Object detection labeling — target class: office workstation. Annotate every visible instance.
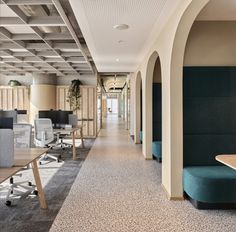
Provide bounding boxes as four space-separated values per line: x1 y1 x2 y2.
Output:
0 108 85 208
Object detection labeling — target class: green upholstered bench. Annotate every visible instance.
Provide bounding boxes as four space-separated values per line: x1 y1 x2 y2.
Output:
183 166 236 209
152 141 162 162
140 131 143 143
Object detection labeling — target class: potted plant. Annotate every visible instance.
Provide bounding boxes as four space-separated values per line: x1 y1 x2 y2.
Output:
67 79 82 111
8 80 21 87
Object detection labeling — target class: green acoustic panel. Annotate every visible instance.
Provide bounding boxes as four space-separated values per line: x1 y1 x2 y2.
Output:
183 67 236 166
153 83 162 141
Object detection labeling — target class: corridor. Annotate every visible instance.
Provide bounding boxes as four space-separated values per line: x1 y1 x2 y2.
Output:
50 117 236 232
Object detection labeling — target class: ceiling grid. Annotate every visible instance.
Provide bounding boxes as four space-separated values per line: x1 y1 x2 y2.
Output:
0 0 95 76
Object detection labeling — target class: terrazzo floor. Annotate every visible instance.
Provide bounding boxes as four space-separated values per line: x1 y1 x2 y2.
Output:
50 115 236 232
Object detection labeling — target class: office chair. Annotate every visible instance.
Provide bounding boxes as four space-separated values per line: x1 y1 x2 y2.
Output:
56 114 78 149
34 118 60 164
1 124 38 206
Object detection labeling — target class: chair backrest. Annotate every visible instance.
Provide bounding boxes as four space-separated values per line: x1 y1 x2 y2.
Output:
34 118 54 147
13 123 32 148
0 110 17 123
68 114 78 127
0 129 14 167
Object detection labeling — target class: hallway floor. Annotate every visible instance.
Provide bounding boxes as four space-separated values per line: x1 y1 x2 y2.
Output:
50 116 236 232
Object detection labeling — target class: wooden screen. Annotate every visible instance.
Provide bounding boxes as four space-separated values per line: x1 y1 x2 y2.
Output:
0 86 29 111
56 85 97 138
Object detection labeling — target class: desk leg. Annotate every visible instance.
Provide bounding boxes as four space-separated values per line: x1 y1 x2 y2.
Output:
31 160 48 209
72 131 76 160
80 128 85 148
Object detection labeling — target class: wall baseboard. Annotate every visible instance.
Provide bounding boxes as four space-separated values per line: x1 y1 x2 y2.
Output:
161 184 185 201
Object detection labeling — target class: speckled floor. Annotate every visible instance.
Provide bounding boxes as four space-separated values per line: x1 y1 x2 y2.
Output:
50 116 236 232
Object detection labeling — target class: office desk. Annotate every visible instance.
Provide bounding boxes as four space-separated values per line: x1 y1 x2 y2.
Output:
54 126 84 160
0 148 48 209
216 155 236 170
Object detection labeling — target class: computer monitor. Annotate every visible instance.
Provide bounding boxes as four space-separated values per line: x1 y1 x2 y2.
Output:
57 111 73 124
0 110 17 123
15 109 27 114
38 110 57 125
0 117 13 129
38 110 73 128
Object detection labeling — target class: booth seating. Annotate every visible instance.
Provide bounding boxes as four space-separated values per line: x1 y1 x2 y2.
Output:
152 141 162 162
140 131 143 143
183 165 236 209
183 67 236 209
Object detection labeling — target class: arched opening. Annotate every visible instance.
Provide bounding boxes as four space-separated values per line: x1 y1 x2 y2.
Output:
182 0 236 209
152 57 162 162
162 0 210 198
134 71 142 144
143 51 162 160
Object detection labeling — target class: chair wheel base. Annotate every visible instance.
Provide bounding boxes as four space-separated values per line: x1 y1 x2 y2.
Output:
5 200 11 206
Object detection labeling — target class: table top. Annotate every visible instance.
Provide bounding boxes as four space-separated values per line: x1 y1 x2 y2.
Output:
216 154 236 170
0 148 48 183
14 148 48 166
54 126 82 134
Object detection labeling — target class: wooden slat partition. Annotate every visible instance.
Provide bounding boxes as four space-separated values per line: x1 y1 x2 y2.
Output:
0 86 29 111
56 85 97 138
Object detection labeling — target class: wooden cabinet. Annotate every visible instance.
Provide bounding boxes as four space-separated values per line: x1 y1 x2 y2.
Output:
56 85 97 138
0 86 29 111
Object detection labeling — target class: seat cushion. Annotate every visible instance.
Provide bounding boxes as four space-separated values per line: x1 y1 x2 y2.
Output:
152 141 162 158
183 166 236 203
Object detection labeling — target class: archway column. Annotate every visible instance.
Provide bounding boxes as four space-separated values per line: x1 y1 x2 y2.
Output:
161 0 209 198
134 73 141 144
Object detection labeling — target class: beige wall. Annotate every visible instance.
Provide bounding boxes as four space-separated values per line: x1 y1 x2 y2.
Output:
30 85 56 124
184 21 236 66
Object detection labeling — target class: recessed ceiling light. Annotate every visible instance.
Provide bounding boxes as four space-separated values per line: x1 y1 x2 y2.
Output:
116 58 120 62
113 24 129 30
118 40 125 44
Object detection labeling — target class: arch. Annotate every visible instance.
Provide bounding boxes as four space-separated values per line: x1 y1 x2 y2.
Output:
134 71 142 143
142 51 161 159
163 0 210 197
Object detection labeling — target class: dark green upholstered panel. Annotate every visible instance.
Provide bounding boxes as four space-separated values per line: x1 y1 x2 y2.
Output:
153 83 162 141
183 67 236 166
184 135 236 166
183 166 236 203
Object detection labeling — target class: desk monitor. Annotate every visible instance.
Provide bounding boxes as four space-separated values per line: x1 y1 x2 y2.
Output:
0 117 13 129
38 110 73 128
15 109 27 114
38 110 56 124
57 110 73 124
0 110 17 123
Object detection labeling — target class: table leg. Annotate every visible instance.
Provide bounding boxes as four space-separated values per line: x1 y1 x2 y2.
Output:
72 131 76 160
31 160 47 209
80 128 85 148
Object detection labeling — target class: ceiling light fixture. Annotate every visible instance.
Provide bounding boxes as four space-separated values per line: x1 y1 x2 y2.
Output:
113 24 129 30
116 58 120 62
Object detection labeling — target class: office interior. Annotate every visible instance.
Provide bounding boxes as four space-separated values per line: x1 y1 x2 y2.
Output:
0 0 236 231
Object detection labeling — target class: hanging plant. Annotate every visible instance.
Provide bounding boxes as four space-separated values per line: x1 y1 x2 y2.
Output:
8 80 21 87
67 79 82 111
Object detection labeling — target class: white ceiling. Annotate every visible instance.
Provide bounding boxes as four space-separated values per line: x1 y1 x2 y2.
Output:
69 0 179 73
197 0 236 21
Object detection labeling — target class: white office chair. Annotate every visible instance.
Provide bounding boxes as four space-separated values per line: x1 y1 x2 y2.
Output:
34 118 60 164
1 124 37 206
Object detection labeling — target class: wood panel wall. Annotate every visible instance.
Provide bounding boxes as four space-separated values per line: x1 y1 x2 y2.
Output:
0 86 29 111
56 85 97 138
